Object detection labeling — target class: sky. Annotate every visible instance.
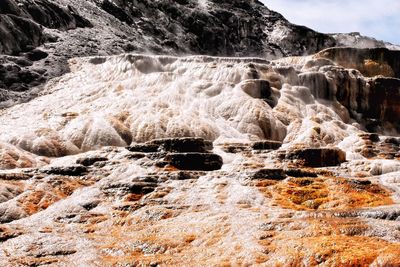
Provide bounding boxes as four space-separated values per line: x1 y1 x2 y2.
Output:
261 0 400 44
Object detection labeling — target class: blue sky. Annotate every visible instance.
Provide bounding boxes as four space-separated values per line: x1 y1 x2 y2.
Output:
261 0 400 45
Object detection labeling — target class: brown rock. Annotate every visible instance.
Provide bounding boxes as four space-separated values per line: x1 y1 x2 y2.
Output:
285 169 318 178
126 144 159 153
252 140 283 150
41 165 88 176
127 137 214 154
367 78 400 132
164 153 223 171
149 137 213 153
285 147 346 167
76 156 108 166
252 168 286 180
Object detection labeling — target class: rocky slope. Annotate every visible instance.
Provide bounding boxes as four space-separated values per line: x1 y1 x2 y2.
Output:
0 0 400 266
1 0 399 106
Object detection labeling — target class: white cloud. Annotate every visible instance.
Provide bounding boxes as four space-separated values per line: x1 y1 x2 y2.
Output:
261 0 400 44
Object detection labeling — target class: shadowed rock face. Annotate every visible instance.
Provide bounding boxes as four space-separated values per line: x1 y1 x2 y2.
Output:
285 147 346 167
127 138 223 171
0 0 92 55
0 0 93 104
164 153 223 171
367 78 400 132
20 0 92 30
316 47 400 78
295 49 400 133
95 0 335 57
0 14 43 56
330 73 400 132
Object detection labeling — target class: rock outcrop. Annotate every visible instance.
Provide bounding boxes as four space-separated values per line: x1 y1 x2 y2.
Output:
285 147 346 167
128 138 223 171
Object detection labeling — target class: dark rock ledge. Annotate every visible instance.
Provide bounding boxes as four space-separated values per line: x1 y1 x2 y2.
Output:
127 137 223 171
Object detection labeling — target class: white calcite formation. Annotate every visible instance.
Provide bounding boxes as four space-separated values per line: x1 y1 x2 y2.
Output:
0 53 399 266
0 53 383 156
0 142 48 169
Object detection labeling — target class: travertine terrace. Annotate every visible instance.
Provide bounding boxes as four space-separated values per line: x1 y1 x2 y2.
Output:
0 0 400 266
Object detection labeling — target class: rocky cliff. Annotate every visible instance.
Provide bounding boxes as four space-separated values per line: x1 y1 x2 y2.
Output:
0 0 400 266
